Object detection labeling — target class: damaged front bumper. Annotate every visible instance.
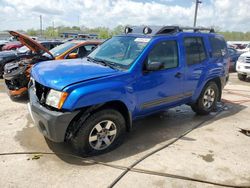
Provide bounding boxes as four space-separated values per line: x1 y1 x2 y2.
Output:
28 87 80 142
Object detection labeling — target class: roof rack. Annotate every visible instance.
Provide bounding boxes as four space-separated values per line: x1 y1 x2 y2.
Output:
124 26 215 36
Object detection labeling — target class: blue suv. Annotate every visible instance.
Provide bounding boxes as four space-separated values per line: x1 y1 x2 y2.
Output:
28 26 229 155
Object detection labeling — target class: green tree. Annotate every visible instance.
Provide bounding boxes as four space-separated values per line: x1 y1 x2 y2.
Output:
27 29 38 36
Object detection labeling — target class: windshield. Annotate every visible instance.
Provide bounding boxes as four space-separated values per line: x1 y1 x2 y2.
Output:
49 42 76 57
17 46 29 53
88 36 150 69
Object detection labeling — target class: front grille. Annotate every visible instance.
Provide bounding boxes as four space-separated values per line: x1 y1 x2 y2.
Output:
35 81 50 104
246 57 250 63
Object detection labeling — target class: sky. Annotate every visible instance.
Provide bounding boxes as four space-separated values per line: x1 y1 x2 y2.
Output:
0 0 249 32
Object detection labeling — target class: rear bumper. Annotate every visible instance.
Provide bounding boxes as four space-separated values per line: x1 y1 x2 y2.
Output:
28 88 80 142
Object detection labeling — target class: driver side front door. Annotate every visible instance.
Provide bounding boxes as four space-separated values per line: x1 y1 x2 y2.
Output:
135 39 187 115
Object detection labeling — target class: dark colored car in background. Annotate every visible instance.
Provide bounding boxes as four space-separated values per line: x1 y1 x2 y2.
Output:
228 47 242 72
0 41 63 77
2 41 23 51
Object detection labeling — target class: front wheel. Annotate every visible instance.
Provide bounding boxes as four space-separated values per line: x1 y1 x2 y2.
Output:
70 109 126 156
238 73 247 81
191 82 219 115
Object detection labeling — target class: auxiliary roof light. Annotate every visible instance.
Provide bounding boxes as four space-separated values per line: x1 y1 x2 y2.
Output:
124 27 133 34
143 26 152 34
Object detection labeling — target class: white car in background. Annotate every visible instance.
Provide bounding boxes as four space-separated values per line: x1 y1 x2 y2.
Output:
236 51 250 80
237 43 250 53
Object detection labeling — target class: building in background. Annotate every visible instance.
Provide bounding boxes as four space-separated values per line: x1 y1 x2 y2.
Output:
59 31 98 39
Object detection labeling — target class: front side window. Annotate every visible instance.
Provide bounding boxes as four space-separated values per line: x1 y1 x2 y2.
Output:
146 40 178 70
84 44 97 52
184 37 207 66
88 36 150 69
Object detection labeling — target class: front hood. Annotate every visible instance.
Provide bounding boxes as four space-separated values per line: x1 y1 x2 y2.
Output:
31 58 119 90
240 51 250 57
8 31 53 57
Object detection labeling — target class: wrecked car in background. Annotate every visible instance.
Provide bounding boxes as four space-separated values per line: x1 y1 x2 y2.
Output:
3 31 101 100
0 40 63 78
2 41 23 51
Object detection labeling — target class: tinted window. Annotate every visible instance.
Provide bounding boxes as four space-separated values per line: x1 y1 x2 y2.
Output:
41 43 49 49
228 48 236 55
84 44 97 52
184 37 207 66
66 45 93 59
147 40 178 70
209 36 227 58
78 46 89 58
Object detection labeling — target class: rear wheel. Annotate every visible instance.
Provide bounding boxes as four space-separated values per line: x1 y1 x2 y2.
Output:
70 109 126 156
191 82 219 115
238 73 247 81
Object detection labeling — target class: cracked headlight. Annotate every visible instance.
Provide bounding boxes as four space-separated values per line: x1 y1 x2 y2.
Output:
46 89 68 109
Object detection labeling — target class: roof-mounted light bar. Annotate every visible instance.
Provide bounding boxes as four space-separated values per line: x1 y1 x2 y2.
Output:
124 26 133 34
124 26 215 35
143 26 152 35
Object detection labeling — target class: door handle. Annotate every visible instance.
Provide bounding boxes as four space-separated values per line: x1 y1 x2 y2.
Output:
174 72 182 78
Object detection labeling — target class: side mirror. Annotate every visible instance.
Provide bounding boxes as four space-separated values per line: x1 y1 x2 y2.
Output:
146 61 164 71
68 53 78 59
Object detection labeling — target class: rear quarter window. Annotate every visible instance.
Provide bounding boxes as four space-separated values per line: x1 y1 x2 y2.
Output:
209 36 227 58
184 37 207 66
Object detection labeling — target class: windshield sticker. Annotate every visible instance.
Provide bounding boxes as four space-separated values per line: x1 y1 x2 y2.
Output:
134 38 150 43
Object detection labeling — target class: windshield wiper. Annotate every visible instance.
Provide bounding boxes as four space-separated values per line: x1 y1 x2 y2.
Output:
87 57 118 70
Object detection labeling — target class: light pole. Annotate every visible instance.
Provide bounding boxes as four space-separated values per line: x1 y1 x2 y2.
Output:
40 15 43 37
193 0 202 27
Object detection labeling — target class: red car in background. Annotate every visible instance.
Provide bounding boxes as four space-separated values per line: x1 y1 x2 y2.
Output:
2 41 23 51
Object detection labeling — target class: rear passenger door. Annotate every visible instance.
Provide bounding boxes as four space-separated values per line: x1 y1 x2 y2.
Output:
182 36 208 95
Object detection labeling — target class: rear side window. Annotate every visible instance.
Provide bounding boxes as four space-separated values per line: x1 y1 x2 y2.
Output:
147 40 178 70
209 36 227 58
184 37 207 66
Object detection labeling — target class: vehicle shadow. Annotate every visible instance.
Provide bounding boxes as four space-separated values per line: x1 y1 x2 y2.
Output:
43 102 247 165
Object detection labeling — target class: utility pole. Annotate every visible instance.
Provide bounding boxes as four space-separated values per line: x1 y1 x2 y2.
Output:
40 15 43 37
193 0 202 27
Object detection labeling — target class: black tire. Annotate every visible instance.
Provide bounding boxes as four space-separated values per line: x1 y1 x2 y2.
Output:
238 73 247 81
233 62 237 72
70 109 126 156
191 82 219 115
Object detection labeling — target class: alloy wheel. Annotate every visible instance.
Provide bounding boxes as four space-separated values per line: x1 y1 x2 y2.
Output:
88 120 117 150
